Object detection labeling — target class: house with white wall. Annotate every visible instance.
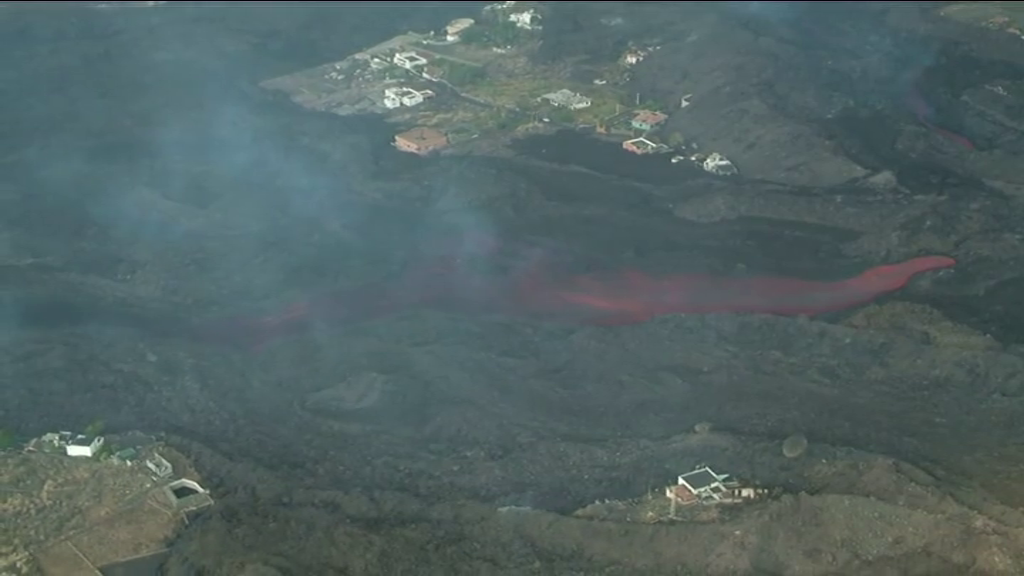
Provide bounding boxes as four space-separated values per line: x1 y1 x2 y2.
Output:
65 435 104 457
393 51 428 70
509 9 541 30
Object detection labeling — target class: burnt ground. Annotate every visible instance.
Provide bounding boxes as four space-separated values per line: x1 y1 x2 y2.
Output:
3 2 1024 575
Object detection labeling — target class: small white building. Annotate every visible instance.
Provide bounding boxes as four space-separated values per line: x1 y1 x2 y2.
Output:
65 435 104 457
393 51 428 69
509 9 541 30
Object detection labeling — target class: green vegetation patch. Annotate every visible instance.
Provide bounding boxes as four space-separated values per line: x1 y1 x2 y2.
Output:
466 75 565 109
435 58 487 87
941 2 1024 28
0 428 15 450
460 20 527 48
529 85 629 126
574 87 628 125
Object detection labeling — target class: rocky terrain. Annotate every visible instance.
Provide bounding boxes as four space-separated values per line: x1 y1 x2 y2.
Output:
2 2 1024 575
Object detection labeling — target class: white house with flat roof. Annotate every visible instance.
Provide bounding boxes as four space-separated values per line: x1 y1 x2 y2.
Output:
65 435 104 457
393 51 428 69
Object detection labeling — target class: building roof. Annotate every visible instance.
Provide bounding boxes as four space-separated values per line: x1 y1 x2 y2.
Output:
667 484 698 502
624 137 657 149
679 467 722 491
70 435 98 446
447 18 475 33
395 127 447 146
633 110 668 125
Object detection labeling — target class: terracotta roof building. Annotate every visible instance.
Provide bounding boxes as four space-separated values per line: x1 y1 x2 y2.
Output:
631 110 668 131
394 127 448 156
622 136 658 154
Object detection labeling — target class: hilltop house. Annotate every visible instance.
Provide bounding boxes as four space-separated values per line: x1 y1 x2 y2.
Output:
66 435 104 458
631 110 668 131
665 465 769 506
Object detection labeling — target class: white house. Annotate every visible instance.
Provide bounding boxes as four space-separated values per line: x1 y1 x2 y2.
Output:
676 466 731 501
509 9 541 30
65 435 104 457
393 51 427 69
665 465 767 508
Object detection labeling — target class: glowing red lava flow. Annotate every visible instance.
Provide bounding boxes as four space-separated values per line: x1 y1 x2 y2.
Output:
195 253 956 348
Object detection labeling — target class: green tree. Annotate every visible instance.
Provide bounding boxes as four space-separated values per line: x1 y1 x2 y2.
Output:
666 131 685 147
84 418 105 437
0 429 14 450
460 26 488 45
445 63 486 86
459 21 522 47
490 20 523 46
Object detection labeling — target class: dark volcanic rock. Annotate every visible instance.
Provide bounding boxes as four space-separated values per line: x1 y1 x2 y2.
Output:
5 2 1024 575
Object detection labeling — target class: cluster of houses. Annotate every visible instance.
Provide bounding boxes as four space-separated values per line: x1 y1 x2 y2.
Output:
23 430 215 513
25 431 170 472
621 109 669 154
367 10 736 173
28 431 107 458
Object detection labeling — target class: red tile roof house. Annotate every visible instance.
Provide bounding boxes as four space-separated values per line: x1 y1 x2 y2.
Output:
394 127 448 155
631 110 668 131
622 137 658 154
